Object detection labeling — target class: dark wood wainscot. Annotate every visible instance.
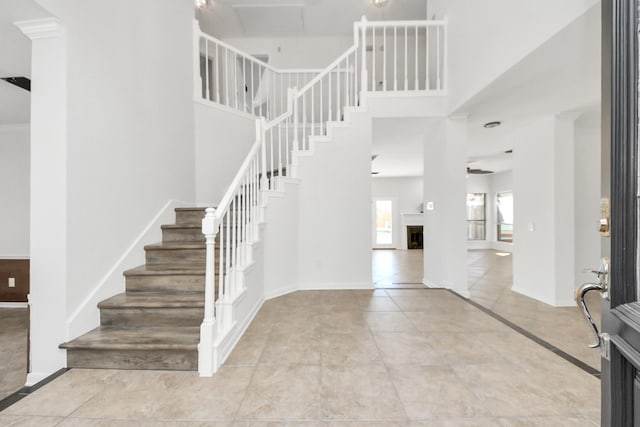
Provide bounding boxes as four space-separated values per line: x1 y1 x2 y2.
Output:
0 259 30 302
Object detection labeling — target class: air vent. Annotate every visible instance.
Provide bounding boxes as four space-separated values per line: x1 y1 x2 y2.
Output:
467 167 494 175
1 77 30 92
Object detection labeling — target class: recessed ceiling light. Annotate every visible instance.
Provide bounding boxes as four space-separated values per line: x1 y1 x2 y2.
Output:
484 121 501 128
372 0 390 7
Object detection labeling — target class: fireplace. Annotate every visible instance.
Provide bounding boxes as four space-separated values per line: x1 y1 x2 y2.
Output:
407 226 424 249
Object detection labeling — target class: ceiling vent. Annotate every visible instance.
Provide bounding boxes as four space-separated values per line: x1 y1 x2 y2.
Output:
467 167 494 175
1 77 30 92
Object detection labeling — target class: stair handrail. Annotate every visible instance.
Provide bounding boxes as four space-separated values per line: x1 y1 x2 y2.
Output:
197 15 448 376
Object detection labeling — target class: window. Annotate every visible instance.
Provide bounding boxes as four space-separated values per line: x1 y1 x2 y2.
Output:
466 193 486 240
375 200 393 245
497 192 513 243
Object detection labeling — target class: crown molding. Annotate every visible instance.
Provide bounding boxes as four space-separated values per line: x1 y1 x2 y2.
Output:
15 18 65 40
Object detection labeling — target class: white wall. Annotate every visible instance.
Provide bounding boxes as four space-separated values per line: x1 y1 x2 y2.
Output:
423 119 468 296
512 116 578 306
372 177 423 249
574 124 601 286
0 125 30 257
297 111 372 289
221 36 353 69
30 0 196 378
444 0 599 111
195 103 256 205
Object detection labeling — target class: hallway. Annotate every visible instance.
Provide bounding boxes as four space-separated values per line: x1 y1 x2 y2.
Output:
0 288 599 426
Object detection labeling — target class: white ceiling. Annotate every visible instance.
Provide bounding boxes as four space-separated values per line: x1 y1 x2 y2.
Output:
197 0 430 38
372 4 600 177
0 0 49 125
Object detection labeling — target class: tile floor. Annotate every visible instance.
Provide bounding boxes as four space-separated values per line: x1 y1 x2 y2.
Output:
0 308 28 401
1 289 600 426
466 250 601 370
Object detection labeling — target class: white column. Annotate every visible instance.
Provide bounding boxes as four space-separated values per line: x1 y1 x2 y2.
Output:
423 116 469 297
512 114 579 307
15 18 69 385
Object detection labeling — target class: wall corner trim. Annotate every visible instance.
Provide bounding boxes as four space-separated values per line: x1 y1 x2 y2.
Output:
15 18 66 40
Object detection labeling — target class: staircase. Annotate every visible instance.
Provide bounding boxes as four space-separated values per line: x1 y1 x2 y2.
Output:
60 207 210 371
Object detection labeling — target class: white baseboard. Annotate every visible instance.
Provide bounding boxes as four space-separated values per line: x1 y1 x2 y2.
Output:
0 302 28 308
26 371 52 387
299 281 374 291
0 254 30 259
264 284 298 300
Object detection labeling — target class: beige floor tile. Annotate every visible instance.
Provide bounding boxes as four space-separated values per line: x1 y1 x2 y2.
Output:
452 364 565 417
150 366 254 420
318 311 369 334
237 364 321 420
389 365 491 419
354 295 402 312
497 416 594 426
0 415 63 427
321 331 381 365
225 333 269 367
259 332 321 365
364 312 416 332
427 332 507 366
372 331 443 365
3 369 117 417
409 418 501 426
320 363 406 420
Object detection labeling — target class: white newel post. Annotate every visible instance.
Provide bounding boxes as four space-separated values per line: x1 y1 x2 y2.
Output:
15 18 69 386
193 19 202 100
360 16 368 98
199 207 218 376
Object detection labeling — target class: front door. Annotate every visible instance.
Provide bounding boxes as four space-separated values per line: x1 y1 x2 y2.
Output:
600 0 640 425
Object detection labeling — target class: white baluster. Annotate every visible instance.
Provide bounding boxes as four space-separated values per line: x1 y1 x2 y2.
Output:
292 88 299 153
225 48 230 106
443 20 448 90
249 60 254 113
302 93 307 149
311 82 315 136
320 79 324 133
234 53 238 109
414 26 419 90
372 26 376 92
360 16 367 97
437 25 441 90
394 26 397 90
404 25 408 90
383 27 387 91
260 117 268 190
205 40 210 100
278 123 283 181
215 44 220 103
425 25 430 91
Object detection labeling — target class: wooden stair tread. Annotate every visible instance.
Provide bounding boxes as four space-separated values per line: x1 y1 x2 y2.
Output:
60 326 200 351
144 242 206 250
98 291 205 309
161 224 201 230
174 207 211 212
123 264 206 276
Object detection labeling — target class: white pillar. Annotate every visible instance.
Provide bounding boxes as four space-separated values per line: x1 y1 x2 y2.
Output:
423 116 469 297
512 114 578 307
16 18 69 385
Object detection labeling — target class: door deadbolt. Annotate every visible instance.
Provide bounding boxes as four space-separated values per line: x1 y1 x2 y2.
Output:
600 198 610 236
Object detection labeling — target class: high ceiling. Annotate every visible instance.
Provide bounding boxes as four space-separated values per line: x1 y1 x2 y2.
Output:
0 0 49 125
197 0 433 38
371 3 600 177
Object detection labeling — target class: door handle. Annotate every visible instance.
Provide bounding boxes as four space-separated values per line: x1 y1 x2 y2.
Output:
575 258 609 348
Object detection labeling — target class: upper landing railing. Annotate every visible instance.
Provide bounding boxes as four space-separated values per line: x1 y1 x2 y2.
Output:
193 16 447 120
194 16 447 377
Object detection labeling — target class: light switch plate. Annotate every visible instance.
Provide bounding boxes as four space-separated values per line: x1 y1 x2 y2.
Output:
426 202 435 211
8 277 15 288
